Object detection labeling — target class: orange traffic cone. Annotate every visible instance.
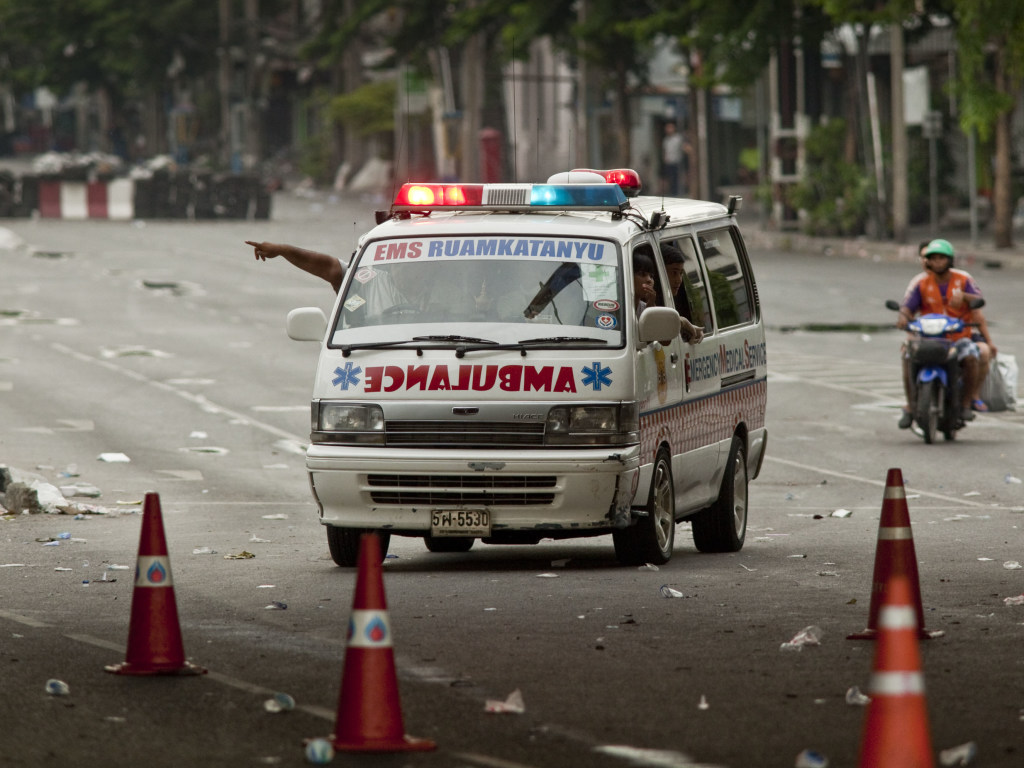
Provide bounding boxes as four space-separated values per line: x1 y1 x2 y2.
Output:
315 532 435 753
105 492 206 676
857 574 935 767
848 468 943 640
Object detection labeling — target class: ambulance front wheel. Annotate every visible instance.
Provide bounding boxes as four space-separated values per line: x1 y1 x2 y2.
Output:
326 526 392 567
613 449 675 566
692 436 748 553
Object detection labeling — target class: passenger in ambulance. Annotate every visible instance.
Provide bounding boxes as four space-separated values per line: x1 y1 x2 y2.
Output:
631 247 658 315
660 244 705 344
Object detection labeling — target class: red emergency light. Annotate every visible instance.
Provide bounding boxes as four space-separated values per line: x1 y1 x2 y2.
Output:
570 168 642 198
394 183 484 208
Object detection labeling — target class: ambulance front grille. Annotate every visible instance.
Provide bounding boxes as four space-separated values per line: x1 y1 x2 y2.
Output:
385 420 545 447
367 473 557 506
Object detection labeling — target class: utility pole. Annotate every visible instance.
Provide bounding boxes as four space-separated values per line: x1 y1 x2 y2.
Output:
890 23 908 243
218 0 232 168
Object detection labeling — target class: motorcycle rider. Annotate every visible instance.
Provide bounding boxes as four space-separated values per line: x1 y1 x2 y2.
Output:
896 238 995 428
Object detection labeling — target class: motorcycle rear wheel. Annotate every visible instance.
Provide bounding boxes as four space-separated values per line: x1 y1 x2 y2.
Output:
916 379 940 444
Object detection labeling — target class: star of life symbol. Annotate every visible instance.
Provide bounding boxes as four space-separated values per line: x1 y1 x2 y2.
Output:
580 361 613 391
332 362 362 390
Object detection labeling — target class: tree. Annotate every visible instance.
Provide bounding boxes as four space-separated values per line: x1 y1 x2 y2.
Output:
953 0 1024 248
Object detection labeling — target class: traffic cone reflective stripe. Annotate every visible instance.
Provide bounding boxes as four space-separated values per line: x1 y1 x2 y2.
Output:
857 575 935 768
105 492 205 676
313 533 436 753
848 468 942 640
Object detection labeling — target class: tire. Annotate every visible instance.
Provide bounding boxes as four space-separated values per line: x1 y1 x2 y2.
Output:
916 379 939 444
424 535 475 553
613 449 675 566
326 526 391 567
692 436 748 553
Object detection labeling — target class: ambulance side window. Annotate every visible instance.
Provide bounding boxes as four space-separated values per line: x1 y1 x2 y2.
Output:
698 227 754 328
658 235 713 332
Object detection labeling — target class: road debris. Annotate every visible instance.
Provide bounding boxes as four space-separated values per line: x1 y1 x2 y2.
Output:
484 689 525 714
939 741 977 766
780 625 823 651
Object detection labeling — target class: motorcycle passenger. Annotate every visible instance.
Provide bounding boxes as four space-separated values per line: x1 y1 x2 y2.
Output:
896 238 995 427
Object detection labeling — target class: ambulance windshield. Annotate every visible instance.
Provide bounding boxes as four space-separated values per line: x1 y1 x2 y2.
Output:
332 236 625 346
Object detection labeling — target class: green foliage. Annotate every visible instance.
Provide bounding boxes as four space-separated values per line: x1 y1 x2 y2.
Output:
329 79 396 136
787 119 871 236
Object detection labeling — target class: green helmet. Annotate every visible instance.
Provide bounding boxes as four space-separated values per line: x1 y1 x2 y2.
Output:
924 238 955 263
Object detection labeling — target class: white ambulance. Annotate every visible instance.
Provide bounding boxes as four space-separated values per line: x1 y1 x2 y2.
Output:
286 169 767 566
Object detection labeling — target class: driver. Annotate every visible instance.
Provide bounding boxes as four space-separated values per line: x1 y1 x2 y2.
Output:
896 238 995 427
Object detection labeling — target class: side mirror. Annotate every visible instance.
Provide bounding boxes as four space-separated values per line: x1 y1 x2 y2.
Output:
968 297 985 310
638 307 681 344
286 307 327 341
884 299 901 312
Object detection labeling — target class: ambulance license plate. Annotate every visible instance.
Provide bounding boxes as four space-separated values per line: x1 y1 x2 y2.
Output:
430 509 490 537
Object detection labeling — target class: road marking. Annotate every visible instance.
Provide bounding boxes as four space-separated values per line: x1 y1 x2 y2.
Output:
764 455 995 509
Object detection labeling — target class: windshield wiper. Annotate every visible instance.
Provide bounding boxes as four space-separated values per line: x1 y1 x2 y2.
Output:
413 334 498 345
516 336 609 346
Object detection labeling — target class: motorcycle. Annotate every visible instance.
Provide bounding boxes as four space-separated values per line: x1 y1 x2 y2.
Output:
886 298 984 443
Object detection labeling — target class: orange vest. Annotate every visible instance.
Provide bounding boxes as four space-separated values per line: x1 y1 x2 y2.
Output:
917 270 973 341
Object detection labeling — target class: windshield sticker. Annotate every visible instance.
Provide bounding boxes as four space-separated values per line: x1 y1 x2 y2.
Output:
328 362 616 394
596 314 617 330
353 267 378 283
593 299 619 311
684 340 767 387
365 238 613 265
343 295 366 312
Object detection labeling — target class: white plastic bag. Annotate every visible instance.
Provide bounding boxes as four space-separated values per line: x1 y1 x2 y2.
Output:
980 353 1018 412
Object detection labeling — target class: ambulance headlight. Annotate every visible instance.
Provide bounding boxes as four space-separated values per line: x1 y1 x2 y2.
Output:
544 403 638 446
312 402 384 445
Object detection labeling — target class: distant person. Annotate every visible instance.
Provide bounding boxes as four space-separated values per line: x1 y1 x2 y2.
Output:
660 123 687 197
246 241 345 293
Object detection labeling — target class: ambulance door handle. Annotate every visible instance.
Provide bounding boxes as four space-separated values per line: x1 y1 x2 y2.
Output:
670 353 679 364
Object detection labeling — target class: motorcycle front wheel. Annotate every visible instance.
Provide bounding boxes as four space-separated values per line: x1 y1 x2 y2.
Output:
915 379 940 444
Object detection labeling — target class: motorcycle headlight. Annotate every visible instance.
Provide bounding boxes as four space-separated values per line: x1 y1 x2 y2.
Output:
312 402 384 445
544 403 638 446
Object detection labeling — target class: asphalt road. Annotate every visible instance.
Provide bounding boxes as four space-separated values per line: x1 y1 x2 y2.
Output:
1 193 1022 768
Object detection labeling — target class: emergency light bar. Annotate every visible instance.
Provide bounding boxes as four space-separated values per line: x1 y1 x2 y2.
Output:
390 171 639 215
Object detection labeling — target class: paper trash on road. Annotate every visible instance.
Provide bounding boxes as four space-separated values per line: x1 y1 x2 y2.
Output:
484 689 525 714
780 625 823 651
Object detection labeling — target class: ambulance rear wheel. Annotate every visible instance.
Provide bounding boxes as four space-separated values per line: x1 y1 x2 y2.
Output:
613 449 675 566
424 535 475 553
692 436 747 553
326 526 391 567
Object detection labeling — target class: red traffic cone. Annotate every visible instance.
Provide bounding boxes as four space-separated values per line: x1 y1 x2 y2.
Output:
848 468 943 640
105 492 206 676
857 575 935 767
317 533 435 752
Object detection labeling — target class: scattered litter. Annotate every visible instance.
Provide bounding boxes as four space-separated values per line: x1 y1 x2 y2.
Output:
192 547 217 555
115 499 142 506
536 573 558 578
551 558 571 568
45 679 70 696
224 551 256 560
58 483 101 498
1003 594 1024 606
265 602 288 610
1003 561 1022 570
303 737 335 764
54 567 72 572
830 509 852 518
817 571 840 577
845 686 871 706
261 514 288 520
697 694 709 710
1006 475 1022 484
97 453 130 463
249 535 271 543
41 540 60 547
263 692 295 713
789 554 808 559
795 748 829 768
963 491 981 497
780 625 823 651
484 688 525 714
939 741 977 766
257 584 275 589
638 563 659 571
106 564 130 571
739 564 757 572
784 492 796 500
659 585 685 598
189 431 208 439
100 345 172 359
977 557 994 562
57 465 80 478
